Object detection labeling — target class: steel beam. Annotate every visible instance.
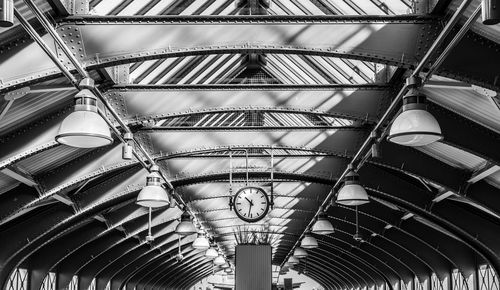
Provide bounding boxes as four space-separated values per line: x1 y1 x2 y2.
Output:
58 14 438 24
0 19 436 91
109 87 390 125
138 125 366 132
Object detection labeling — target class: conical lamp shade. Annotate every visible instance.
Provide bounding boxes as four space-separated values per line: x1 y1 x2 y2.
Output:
288 256 299 265
301 234 318 249
293 247 308 259
192 232 210 250
311 214 334 235
388 92 442 147
56 89 112 148
205 247 218 259
175 212 197 236
213 255 225 265
136 167 170 208
336 170 369 206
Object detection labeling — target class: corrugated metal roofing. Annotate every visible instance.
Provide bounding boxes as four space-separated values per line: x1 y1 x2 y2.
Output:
0 0 52 36
16 145 92 175
0 172 20 195
424 84 500 134
418 141 485 171
448 0 500 44
89 0 412 16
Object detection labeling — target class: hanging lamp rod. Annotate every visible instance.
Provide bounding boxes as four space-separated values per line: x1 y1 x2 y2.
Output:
281 0 480 269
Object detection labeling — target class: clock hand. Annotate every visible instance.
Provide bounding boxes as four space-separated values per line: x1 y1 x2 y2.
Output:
247 204 252 217
245 197 254 206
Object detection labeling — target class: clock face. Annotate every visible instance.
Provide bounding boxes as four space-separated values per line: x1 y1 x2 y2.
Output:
234 186 270 223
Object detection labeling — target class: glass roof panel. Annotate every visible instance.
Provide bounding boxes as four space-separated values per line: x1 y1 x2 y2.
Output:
89 0 414 15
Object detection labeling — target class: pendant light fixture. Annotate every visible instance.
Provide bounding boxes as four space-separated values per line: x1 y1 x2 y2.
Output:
136 165 170 208
192 231 210 250
311 213 334 235
0 0 14 27
221 262 230 269
293 247 308 259
213 255 226 266
336 167 369 206
300 234 318 249
205 247 218 259
482 0 500 25
388 77 442 147
175 211 197 236
288 256 299 265
55 89 113 148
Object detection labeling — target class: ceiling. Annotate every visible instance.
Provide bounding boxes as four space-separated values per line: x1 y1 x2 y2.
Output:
0 0 500 290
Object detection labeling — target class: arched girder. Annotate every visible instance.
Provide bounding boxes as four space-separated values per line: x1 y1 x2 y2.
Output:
58 207 180 289
0 168 146 289
191 209 439 281
0 163 484 290
303 249 377 287
302 231 404 284
176 267 214 290
125 107 374 127
311 241 393 287
142 251 206 289
200 237 365 288
170 169 498 278
359 164 500 276
292 266 338 290
295 260 349 289
366 186 500 277
205 200 458 279
125 235 361 290
277 249 362 289
3 153 500 288
289 261 346 290
107 236 198 290
95 231 195 290
4 107 499 231
272 239 393 287
30 191 177 289
179 268 214 290
81 227 191 290
0 18 438 91
111 87 390 126
123 243 197 290
152 254 209 289
25 220 107 290
332 205 459 278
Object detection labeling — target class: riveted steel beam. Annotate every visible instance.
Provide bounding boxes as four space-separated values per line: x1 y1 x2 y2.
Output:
170 167 494 276
0 167 145 287
122 105 381 127
0 19 437 91
111 84 390 91
58 14 439 25
73 213 182 290
138 125 366 132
